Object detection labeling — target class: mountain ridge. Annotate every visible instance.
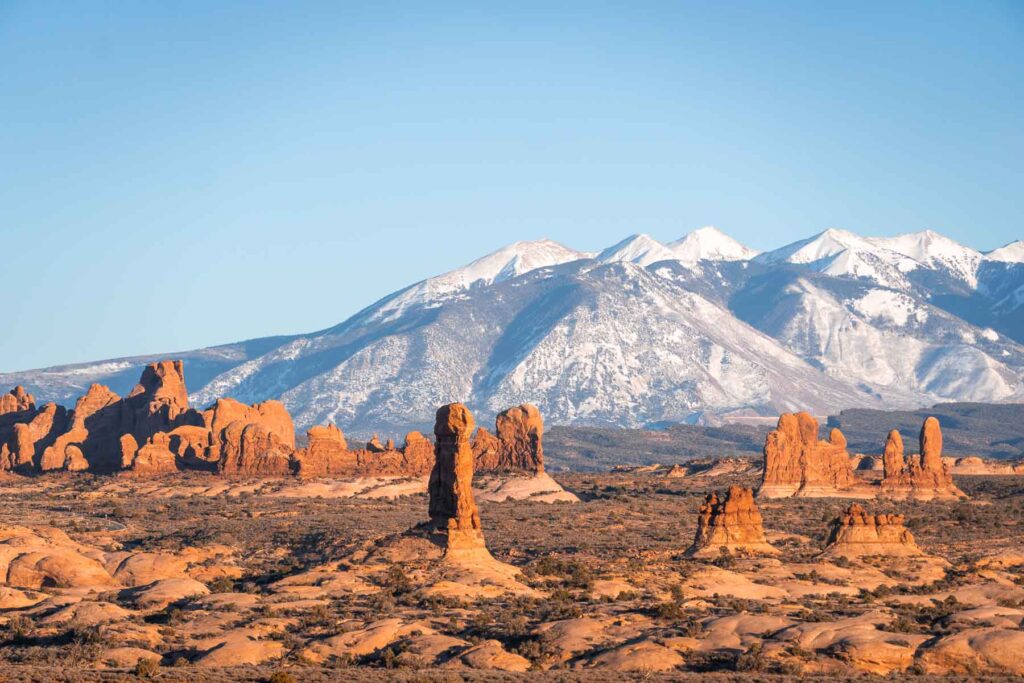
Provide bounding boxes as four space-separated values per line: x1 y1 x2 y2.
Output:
3 227 1022 435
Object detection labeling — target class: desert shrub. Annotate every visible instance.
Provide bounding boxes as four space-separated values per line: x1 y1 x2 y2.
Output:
133 657 160 678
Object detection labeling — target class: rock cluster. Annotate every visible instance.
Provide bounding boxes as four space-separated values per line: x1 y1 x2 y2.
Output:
0 363 296 476
472 403 545 474
880 417 965 500
2 363 558 482
686 485 777 557
295 425 434 478
0 387 69 472
759 412 870 498
822 504 924 557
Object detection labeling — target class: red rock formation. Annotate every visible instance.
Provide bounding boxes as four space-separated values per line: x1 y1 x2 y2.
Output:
401 431 434 472
880 418 964 500
759 412 869 498
881 430 905 480
295 425 433 478
471 427 501 469
493 404 545 473
0 386 34 416
216 422 293 476
366 434 385 452
473 404 546 474
40 384 123 471
822 504 923 557
203 398 295 450
0 400 68 471
129 433 180 476
428 403 485 555
686 485 777 557
125 360 195 440
296 424 350 477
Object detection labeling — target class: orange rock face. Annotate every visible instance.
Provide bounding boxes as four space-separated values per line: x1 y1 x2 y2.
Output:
471 427 501 469
216 422 294 476
759 412 867 498
473 404 545 474
0 386 35 416
686 485 777 557
294 424 434 478
880 418 964 500
0 400 68 471
822 504 923 557
428 403 485 554
203 398 295 450
493 404 545 473
130 432 180 476
125 360 195 441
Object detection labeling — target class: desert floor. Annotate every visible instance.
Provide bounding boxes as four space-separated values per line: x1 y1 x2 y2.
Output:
0 471 1021 681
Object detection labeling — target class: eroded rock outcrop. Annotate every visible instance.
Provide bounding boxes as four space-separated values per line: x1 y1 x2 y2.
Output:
759 412 870 498
686 485 777 557
880 418 965 500
0 386 34 416
294 425 433 478
428 403 486 559
0 400 68 472
821 504 924 557
473 403 545 474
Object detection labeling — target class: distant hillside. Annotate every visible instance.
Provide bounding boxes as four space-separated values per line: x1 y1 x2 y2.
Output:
545 423 764 472
548 402 1024 471
827 402 1024 460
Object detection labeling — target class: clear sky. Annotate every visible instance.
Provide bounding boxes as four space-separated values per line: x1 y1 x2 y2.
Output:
1 1 1021 372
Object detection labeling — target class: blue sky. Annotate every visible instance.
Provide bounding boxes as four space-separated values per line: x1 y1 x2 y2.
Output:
1 1 1021 371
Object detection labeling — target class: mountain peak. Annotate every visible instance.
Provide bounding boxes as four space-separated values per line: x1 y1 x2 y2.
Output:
870 231 981 286
597 233 676 267
986 240 1024 263
670 226 759 263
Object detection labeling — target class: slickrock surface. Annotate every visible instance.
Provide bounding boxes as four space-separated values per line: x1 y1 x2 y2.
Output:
822 504 924 557
880 417 966 500
759 412 872 498
686 485 777 557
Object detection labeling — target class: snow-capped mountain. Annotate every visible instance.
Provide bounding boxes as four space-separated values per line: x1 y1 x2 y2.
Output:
3 227 1022 435
669 226 760 263
987 240 1024 263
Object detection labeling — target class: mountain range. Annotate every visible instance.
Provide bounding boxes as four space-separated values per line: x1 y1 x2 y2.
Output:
4 227 1023 436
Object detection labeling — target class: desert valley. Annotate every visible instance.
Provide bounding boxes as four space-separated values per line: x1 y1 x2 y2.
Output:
0 359 1023 681
4 4 1022 679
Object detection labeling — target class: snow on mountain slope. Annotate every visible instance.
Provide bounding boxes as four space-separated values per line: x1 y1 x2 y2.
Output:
370 238 589 322
755 229 918 290
730 273 1023 403
230 261 882 431
987 240 1024 263
3 227 1023 436
870 230 982 287
669 226 759 263
596 234 677 267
